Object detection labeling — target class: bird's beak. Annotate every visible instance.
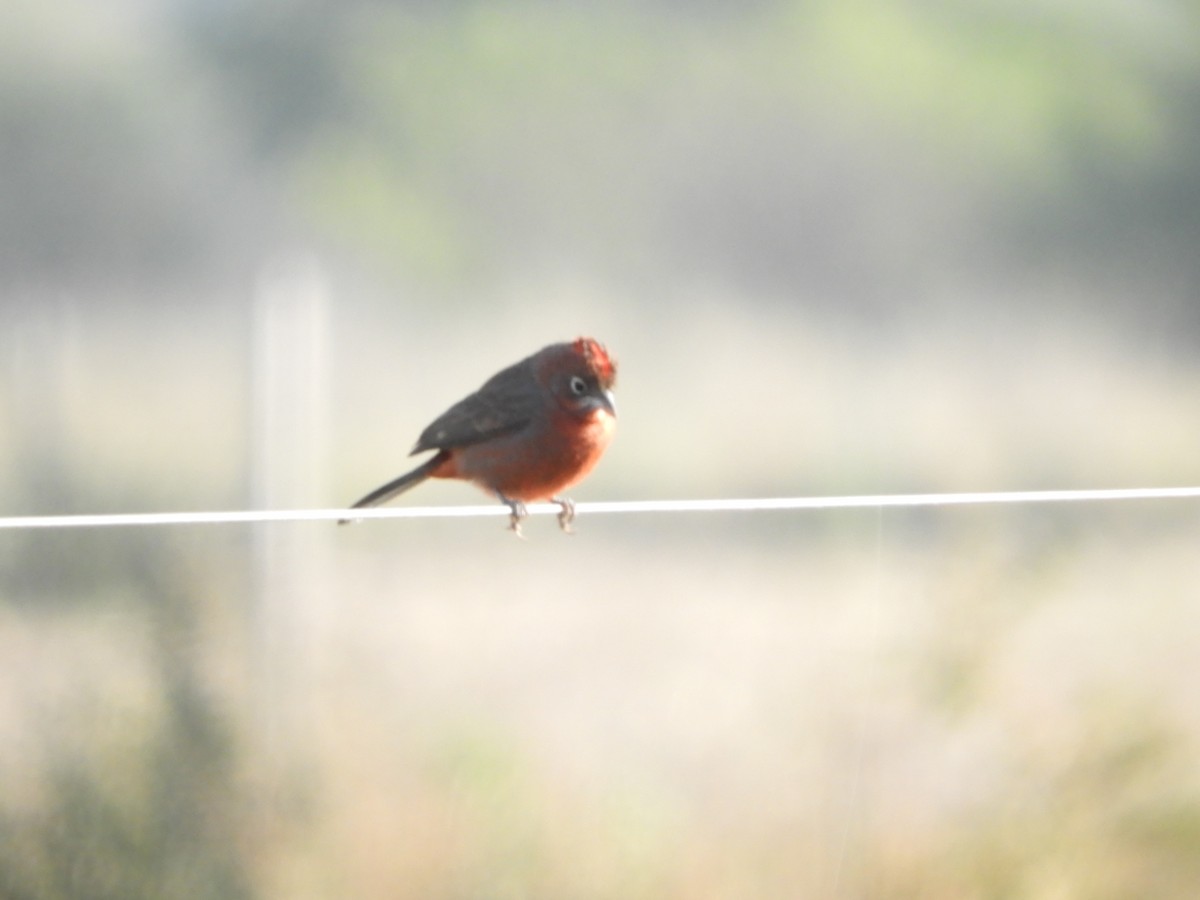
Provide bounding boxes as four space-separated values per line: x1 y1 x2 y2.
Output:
599 389 617 418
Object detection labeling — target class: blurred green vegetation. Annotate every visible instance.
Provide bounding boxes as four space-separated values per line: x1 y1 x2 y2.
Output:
2 0 1198 316
3 0 1200 897
0 533 250 899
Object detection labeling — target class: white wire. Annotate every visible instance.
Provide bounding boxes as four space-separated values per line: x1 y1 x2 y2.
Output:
1 486 1198 530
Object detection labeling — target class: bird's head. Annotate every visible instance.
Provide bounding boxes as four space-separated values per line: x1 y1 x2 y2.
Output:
541 337 618 419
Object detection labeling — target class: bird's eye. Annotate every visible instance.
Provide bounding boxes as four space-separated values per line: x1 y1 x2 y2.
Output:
569 376 588 396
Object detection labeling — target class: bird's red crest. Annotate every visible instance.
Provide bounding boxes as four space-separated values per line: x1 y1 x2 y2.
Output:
574 337 616 386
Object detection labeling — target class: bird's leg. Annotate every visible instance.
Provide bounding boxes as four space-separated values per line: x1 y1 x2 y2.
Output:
497 493 528 537
551 496 576 534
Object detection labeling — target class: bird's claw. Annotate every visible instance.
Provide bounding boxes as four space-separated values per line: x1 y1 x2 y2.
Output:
498 494 575 536
500 496 528 538
553 496 575 534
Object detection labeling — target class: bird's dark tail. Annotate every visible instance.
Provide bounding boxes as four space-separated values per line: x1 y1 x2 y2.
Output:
339 450 449 525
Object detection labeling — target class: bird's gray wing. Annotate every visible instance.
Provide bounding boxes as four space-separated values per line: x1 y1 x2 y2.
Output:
410 357 541 454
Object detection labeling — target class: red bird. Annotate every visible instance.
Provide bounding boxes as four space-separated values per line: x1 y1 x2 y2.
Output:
342 337 617 534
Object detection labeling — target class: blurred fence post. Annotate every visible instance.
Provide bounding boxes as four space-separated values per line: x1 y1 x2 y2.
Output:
250 255 331 774
6 296 81 513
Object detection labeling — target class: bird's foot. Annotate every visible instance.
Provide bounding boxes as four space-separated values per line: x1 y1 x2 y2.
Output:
499 495 528 538
552 496 576 534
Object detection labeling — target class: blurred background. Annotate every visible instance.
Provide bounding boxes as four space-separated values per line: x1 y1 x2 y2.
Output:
3 0 1200 896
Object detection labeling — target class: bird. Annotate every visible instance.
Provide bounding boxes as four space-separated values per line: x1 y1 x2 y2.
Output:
341 337 617 535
